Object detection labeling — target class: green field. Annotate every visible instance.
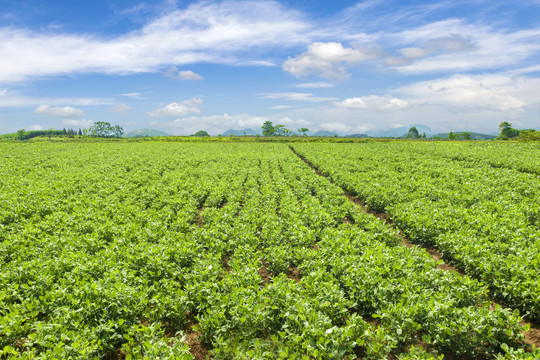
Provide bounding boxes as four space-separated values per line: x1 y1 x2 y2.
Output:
1 142 539 359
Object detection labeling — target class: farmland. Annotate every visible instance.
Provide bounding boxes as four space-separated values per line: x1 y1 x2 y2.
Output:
1 141 539 359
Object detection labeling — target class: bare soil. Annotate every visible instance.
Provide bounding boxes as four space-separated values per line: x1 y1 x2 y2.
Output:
196 207 203 227
259 259 271 286
185 312 212 360
287 266 301 282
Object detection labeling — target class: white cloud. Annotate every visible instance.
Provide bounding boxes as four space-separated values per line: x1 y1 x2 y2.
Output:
393 74 534 111
34 105 84 118
0 0 311 84
165 66 203 80
385 20 540 73
335 96 410 110
110 104 131 114
283 42 382 80
61 119 93 128
243 60 276 66
260 92 338 102
147 97 203 117
162 113 268 135
318 122 353 133
271 105 296 109
120 92 144 99
156 112 322 135
291 82 335 88
28 124 45 130
0 94 113 108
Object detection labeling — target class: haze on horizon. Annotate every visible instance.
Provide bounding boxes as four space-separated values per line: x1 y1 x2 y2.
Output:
0 0 539 135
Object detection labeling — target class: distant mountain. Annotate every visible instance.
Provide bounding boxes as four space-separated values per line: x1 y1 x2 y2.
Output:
312 130 341 137
124 129 171 138
222 128 260 136
367 124 435 138
345 133 368 138
433 132 496 140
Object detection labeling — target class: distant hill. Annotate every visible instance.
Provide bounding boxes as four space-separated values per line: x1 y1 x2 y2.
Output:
368 124 435 138
312 130 340 137
345 133 368 138
124 129 171 138
433 132 496 140
222 128 260 136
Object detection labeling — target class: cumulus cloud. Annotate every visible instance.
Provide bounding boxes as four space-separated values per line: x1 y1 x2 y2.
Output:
393 74 534 111
335 96 410 110
0 0 311 84
147 97 202 117
160 113 268 135
260 92 338 102
27 124 45 130
283 42 382 80
61 119 93 127
156 112 323 135
34 105 84 118
165 66 204 80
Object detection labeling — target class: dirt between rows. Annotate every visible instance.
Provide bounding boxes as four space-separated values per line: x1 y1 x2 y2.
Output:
288 145 540 350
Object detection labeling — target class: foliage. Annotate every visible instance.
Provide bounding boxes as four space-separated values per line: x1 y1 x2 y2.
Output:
262 121 275 136
406 127 419 139
0 142 534 359
16 129 26 140
498 122 520 140
193 130 210 137
294 142 540 323
262 122 293 136
88 121 124 138
519 129 540 142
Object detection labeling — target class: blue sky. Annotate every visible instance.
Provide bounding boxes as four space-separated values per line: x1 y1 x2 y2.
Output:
1 0 539 135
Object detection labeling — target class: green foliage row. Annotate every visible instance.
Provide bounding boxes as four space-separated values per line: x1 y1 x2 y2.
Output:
293 142 540 326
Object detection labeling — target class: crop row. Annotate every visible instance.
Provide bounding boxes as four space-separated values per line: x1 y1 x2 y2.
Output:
292 142 540 324
0 142 535 359
403 142 540 175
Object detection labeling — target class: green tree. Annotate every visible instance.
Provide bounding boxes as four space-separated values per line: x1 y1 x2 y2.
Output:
47 128 54 140
88 122 124 138
113 125 124 138
194 130 210 137
16 129 26 140
498 122 519 139
274 125 286 136
519 129 540 141
448 131 459 140
461 132 471 140
298 128 309 136
262 121 275 136
78 128 82 136
406 126 419 139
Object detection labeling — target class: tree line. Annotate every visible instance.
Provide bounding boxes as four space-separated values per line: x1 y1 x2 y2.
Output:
15 122 123 140
262 121 309 136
